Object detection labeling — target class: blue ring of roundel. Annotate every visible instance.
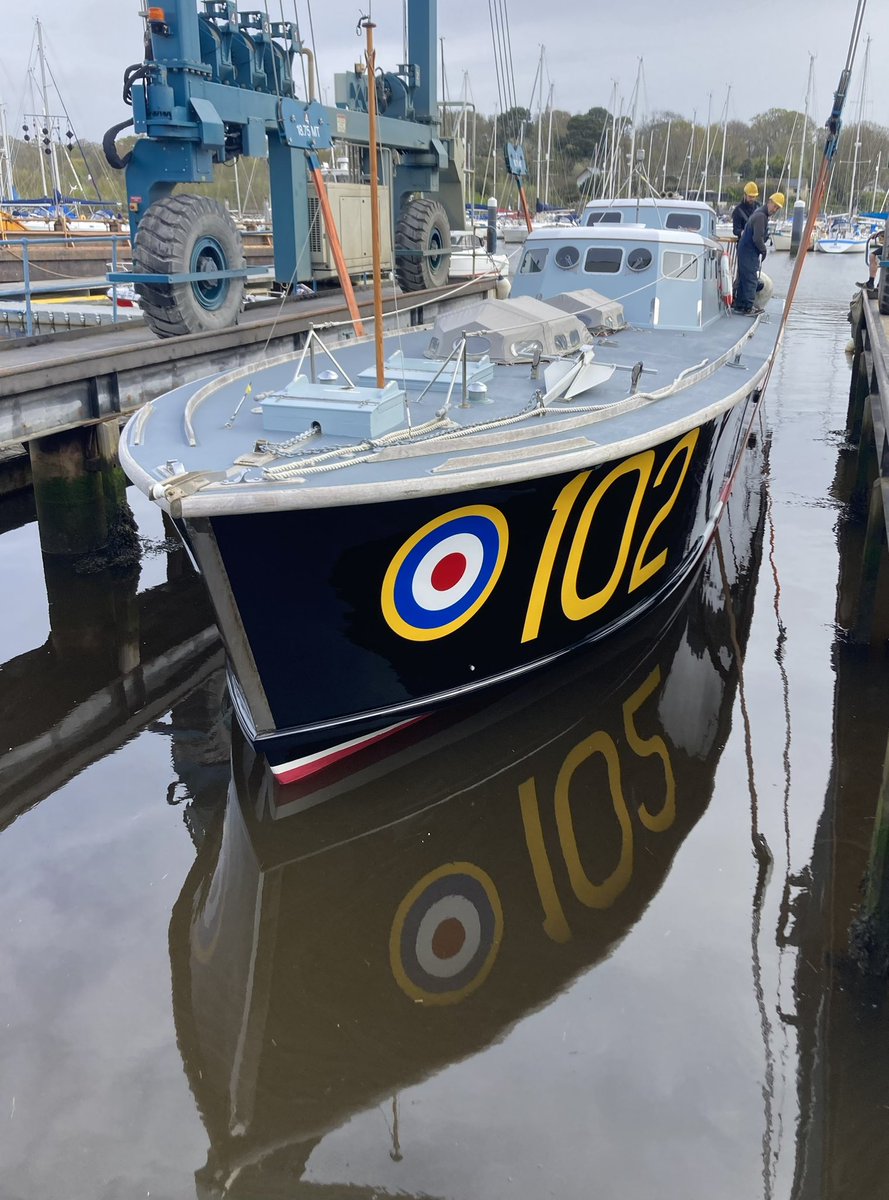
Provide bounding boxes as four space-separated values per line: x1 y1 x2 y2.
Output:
392 513 502 631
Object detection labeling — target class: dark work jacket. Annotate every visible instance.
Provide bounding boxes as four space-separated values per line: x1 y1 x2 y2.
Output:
732 198 758 239
739 205 770 256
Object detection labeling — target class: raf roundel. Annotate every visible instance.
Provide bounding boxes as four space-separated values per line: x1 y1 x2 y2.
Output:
389 863 504 1004
381 505 509 641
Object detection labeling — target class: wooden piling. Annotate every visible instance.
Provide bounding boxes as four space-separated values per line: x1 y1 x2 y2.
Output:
843 294 889 643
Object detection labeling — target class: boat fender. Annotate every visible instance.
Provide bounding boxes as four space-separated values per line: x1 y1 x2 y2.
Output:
756 272 774 308
718 251 733 308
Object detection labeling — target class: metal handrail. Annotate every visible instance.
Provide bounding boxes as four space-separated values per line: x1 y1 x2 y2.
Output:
0 233 130 337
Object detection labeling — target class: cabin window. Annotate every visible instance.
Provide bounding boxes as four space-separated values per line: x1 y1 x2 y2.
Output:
511 338 543 359
554 245 580 269
662 250 699 281
665 212 702 231
519 247 548 274
626 247 653 272
569 329 580 346
465 334 493 357
586 211 622 225
583 246 623 273
555 334 568 350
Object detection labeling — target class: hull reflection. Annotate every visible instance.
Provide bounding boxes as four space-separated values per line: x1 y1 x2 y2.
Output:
171 437 767 1197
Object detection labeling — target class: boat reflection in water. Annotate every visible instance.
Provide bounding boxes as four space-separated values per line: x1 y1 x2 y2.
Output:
170 438 766 1198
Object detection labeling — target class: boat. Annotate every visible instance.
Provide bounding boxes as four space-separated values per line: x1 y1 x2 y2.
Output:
815 227 871 254
770 221 816 253
168 473 766 1191
120 193 782 783
448 228 509 280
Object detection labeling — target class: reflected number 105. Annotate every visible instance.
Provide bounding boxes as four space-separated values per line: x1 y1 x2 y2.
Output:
518 666 676 942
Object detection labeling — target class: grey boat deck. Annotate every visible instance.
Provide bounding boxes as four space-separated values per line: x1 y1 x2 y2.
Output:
122 304 783 516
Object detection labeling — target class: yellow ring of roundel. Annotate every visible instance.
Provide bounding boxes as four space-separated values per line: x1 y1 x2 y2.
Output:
380 504 509 641
389 861 504 1005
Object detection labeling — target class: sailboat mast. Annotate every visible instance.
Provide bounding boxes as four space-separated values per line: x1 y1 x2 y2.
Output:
362 18 384 387
716 85 730 212
661 117 671 192
847 35 869 220
534 46 544 204
872 150 881 209
544 82 554 206
799 53 814 201
627 59 642 199
609 88 619 196
684 113 695 197
700 91 712 201
492 109 498 201
0 102 13 201
36 18 62 200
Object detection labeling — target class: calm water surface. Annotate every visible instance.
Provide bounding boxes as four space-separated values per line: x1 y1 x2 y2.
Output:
0 252 887 1199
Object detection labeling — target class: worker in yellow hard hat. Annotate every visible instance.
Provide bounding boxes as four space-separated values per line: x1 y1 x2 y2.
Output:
732 181 760 241
734 192 785 314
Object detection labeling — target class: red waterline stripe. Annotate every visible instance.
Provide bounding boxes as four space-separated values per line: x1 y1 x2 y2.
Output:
271 717 424 786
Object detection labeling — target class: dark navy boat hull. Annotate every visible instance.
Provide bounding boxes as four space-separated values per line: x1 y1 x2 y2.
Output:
184 395 759 779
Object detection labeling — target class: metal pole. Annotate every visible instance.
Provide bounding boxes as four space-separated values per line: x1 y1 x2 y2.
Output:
364 19 385 388
23 240 33 337
111 235 119 325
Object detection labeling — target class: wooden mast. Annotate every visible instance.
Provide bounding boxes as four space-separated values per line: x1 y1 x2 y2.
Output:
362 17 385 388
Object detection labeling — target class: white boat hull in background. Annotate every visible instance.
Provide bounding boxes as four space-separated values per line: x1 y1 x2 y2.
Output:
815 237 867 254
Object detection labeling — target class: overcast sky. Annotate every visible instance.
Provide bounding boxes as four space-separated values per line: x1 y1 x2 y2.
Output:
1 1 886 144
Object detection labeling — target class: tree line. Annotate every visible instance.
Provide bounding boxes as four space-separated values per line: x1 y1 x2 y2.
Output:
4 104 888 218
463 104 889 214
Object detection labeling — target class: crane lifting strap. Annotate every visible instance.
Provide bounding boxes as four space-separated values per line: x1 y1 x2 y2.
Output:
306 153 365 337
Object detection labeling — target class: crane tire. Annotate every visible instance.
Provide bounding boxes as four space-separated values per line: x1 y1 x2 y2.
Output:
395 198 450 292
133 194 245 338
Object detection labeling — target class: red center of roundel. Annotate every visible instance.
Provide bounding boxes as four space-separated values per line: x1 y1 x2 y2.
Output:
431 917 466 960
430 552 467 592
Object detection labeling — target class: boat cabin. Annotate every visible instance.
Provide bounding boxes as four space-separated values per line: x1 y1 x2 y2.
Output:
582 198 716 239
511 224 725 331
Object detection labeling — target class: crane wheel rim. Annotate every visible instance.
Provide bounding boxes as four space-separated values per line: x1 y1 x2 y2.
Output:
190 235 230 310
427 227 445 273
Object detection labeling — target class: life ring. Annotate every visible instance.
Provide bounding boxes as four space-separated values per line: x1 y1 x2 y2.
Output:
718 251 733 308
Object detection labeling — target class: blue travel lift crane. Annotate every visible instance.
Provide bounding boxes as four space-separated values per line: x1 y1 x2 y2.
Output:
103 1 465 338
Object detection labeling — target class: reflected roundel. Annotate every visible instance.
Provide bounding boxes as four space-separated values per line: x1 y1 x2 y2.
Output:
390 863 504 1004
381 505 509 641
